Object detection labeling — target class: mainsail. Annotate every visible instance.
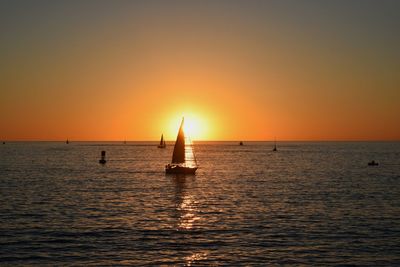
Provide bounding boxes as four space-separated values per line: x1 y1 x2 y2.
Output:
159 134 165 146
171 118 185 163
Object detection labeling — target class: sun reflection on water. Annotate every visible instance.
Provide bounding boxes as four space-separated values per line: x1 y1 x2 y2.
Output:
177 195 200 230
172 176 208 265
173 176 200 230
184 137 197 168
184 252 209 266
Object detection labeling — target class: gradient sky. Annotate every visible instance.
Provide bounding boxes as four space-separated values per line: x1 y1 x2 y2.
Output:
1 0 399 141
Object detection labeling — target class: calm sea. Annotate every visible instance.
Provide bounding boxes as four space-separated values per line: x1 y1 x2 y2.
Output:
1 141 399 266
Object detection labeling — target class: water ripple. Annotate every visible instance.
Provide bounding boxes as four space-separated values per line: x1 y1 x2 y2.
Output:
0 142 399 265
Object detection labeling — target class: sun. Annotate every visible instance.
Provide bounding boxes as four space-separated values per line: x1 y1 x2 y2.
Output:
168 113 209 141
183 118 201 139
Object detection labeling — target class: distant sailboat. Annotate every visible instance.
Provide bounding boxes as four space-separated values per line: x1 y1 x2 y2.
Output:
368 160 379 166
165 118 198 174
157 134 166 148
66 139 69 144
273 139 277 151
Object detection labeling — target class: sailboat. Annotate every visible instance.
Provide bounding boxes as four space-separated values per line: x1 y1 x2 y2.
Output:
273 139 277 151
157 134 166 148
165 118 198 174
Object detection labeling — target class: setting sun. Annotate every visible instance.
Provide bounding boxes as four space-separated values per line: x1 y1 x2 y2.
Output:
1 1 399 142
167 114 209 141
1 1 400 266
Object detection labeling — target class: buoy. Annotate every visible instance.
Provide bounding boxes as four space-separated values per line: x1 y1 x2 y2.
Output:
99 150 107 164
239 141 243 146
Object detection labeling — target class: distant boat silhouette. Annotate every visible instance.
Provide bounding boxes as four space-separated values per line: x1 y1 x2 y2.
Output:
165 118 198 174
239 141 243 146
273 139 277 151
157 134 166 148
2 141 5 145
66 139 69 144
368 160 379 166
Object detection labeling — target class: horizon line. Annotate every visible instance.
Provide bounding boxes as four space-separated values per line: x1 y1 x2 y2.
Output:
2 139 400 142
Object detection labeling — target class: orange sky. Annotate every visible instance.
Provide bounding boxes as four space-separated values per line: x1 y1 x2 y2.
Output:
1 1 399 141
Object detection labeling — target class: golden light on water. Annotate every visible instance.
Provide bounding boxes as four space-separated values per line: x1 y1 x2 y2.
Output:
172 176 207 264
173 176 200 231
184 143 197 168
184 252 209 266
177 194 200 230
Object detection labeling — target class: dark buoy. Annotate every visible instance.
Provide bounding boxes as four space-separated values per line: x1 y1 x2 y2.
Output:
368 160 379 166
2 141 5 145
99 150 107 164
239 141 243 146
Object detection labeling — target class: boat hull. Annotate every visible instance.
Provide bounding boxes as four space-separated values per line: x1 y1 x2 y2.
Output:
165 164 197 174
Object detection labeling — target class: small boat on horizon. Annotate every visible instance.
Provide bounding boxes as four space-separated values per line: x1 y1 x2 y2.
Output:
239 141 243 146
273 139 277 151
66 139 69 144
157 134 166 148
368 160 379 166
165 118 198 174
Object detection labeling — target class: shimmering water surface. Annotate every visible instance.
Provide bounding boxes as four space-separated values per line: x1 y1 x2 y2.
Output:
1 141 400 266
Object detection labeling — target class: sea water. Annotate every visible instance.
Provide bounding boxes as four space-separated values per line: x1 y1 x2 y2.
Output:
1 141 399 265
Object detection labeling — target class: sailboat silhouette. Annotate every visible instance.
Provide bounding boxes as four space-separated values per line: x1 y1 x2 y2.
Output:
157 134 166 148
165 118 198 174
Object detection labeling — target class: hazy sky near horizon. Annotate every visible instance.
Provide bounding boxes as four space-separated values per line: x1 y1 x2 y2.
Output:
1 0 399 140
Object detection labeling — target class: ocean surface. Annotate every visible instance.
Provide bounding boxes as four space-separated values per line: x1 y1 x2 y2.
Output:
1 141 399 266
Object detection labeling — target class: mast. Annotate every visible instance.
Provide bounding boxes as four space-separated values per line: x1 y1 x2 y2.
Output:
171 118 185 164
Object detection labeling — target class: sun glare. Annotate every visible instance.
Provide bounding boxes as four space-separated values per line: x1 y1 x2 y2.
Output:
168 113 208 141
184 119 200 138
